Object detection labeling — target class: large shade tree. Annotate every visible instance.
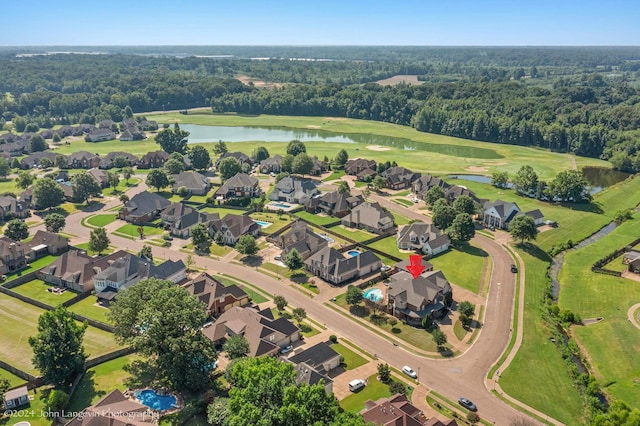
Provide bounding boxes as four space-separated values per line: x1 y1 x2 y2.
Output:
218 156 242 181
33 177 64 210
509 214 538 244
155 123 190 154
71 172 101 204
146 168 170 192
188 145 211 170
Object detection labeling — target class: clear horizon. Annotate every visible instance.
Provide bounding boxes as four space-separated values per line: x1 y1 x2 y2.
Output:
2 0 639 46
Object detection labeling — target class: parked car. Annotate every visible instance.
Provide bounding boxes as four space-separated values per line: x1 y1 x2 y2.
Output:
279 345 293 355
274 255 282 261
348 379 366 392
510 264 518 273
380 264 391 272
458 397 477 412
402 365 417 378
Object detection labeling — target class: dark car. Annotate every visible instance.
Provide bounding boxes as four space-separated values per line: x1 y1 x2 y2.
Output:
510 264 518 273
458 397 477 412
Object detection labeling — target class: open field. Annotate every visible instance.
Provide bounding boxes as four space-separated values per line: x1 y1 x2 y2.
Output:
0 293 120 374
11 279 78 306
429 243 487 294
559 216 640 407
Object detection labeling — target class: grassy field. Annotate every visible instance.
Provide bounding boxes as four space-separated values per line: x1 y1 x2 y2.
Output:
329 225 377 243
249 211 292 234
199 206 247 217
499 245 585 426
340 373 391 412
366 236 410 261
331 343 367 370
73 242 115 257
0 367 26 387
559 216 640 408
86 213 118 228
68 295 111 323
11 279 78 306
322 170 345 182
113 223 163 239
0 293 119 374
294 210 341 227
429 243 487 294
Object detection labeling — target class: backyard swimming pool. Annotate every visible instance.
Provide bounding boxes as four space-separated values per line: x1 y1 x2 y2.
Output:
255 220 272 228
134 389 178 411
364 288 383 303
269 202 291 209
347 250 360 257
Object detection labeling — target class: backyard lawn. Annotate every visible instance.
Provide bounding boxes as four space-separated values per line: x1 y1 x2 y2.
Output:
6 255 59 278
331 342 367 370
249 211 293 234
68 295 111 324
294 210 341 227
199 206 247 217
102 177 140 196
429 243 487 294
339 374 390 412
11 279 78 306
330 225 377 243
86 213 118 228
74 242 115 257
367 236 410 261
0 367 26 387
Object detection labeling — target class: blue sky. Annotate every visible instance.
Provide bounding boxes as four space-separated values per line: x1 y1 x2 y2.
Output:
3 0 638 46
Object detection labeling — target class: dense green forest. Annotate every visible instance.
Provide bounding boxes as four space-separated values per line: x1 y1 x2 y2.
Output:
1 46 640 171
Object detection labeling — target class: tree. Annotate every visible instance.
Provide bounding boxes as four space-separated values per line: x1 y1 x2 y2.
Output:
0 378 9 408
371 175 386 192
139 244 153 261
113 155 128 169
46 389 69 412
425 186 445 205
274 295 288 313
72 172 102 204
52 132 61 143
280 154 294 173
337 180 350 194
0 158 9 178
185 254 194 273
235 234 258 256
335 149 349 167
33 177 64 210
223 334 250 360
345 285 363 306
107 171 120 190
292 153 313 176
11 158 21 169
292 307 307 326
448 213 475 242
453 195 476 215
39 157 52 169
28 306 87 388
218 156 242 181
491 171 509 189
458 301 475 328
88 227 110 255
44 213 66 233
188 145 211 170
432 198 456 231
146 168 170 192
213 230 224 245
377 363 391 383
15 171 34 190
119 193 130 203
207 397 231 426
55 154 67 169
4 219 29 241
109 278 216 391
190 223 210 249
286 139 306 156
432 329 447 349
155 123 190 154
124 105 134 118
512 165 539 196
252 146 269 163
212 140 228 156
164 157 185 174
548 169 591 203
509 215 538 244
389 380 407 395
30 134 47 152
285 248 304 272
122 166 133 184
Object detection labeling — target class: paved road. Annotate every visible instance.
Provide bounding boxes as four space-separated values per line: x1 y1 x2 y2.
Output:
54 182 542 425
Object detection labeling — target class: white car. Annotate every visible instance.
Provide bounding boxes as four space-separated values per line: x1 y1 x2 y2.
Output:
380 265 391 272
402 365 418 378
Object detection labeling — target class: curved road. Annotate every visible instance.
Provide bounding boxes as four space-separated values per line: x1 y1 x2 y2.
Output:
56 183 536 425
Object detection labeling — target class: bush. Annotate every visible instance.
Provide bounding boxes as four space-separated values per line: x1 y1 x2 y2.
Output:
224 197 251 207
388 380 407 395
329 335 338 343
467 412 480 424
46 389 69 413
177 186 190 198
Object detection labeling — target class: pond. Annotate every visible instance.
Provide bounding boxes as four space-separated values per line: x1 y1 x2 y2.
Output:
447 174 514 188
179 124 503 159
581 166 631 193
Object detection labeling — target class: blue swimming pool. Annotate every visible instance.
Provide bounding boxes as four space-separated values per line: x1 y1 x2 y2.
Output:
134 389 177 411
270 202 291 209
364 288 383 302
255 220 272 228
347 250 360 257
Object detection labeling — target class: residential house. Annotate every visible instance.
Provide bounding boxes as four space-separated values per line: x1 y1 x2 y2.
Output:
305 247 382 285
362 393 457 426
202 306 300 357
395 257 434 274
269 176 319 205
309 157 326 176
3 386 30 409
85 128 116 142
172 171 210 195
67 151 100 169
0 238 27 275
444 185 481 205
341 202 395 235
98 119 116 129
87 168 109 188
19 151 59 169
396 222 451 256
182 271 250 317
381 167 421 190
39 129 54 139
161 203 219 238
345 158 376 176
0 140 29 156
412 174 449 200
94 253 186 305
306 191 364 218
138 150 169 169
292 361 333 394
208 214 260 246
624 251 640 274
55 171 70 182
58 181 75 202
216 173 261 200
387 270 452 325
0 195 30 219
288 342 340 394
23 230 69 260
119 191 171 224
65 389 154 426
276 221 328 260
482 200 543 229
259 154 282 173
99 151 139 169
215 151 252 168
139 119 159 131
518 208 544 226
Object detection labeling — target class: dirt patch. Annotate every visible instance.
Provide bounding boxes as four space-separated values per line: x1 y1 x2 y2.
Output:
306 125 321 129
465 166 489 172
367 145 391 151
325 117 347 121
375 75 423 86
582 317 604 326
236 74 283 89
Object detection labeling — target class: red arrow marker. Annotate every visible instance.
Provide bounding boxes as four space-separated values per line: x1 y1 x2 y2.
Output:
406 254 425 279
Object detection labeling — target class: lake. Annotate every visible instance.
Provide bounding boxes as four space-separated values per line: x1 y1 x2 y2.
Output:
179 124 503 159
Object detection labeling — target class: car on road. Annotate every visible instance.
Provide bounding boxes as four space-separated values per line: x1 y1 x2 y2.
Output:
510 264 518 273
402 365 417 378
458 397 477 412
279 345 293 355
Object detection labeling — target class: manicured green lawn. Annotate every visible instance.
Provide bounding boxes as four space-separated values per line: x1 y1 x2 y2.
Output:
392 212 412 226
217 276 269 304
294 210 341 226
392 198 413 207
499 245 584 426
86 213 118 228
340 374 391 412
199 206 247 217
367 236 410 261
2 386 50 426
249 211 293 234
188 187 218 204
330 225 377 243
453 320 467 341
331 343 367 370
68 295 111 324
66 354 141 413
429 243 487 294
6 255 59 278
102 177 140 195
603 256 628 272
74 242 115 257
113 223 163 240
322 170 345 182
0 367 26 387
11 279 78 306
559 216 640 408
